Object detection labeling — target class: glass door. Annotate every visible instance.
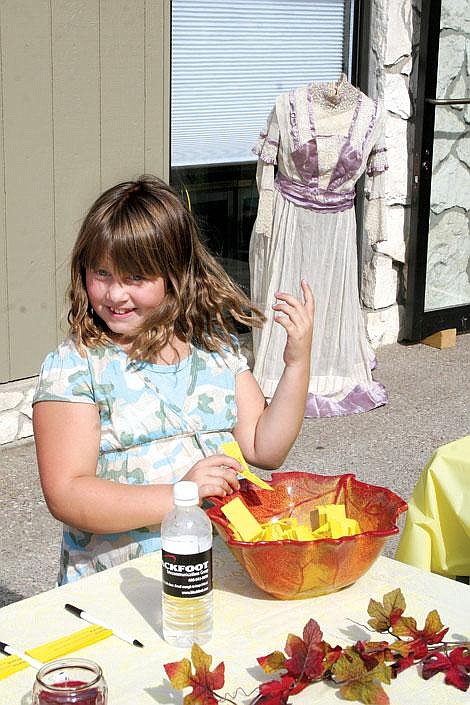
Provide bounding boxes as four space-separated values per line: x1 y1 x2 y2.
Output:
405 0 470 341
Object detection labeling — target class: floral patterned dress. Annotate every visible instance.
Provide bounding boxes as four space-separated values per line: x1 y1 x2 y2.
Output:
249 75 389 417
33 338 248 584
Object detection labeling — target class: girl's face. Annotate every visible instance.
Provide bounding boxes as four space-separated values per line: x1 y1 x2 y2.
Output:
86 262 165 343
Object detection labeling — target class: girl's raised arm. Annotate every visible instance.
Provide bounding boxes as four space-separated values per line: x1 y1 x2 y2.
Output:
233 279 314 469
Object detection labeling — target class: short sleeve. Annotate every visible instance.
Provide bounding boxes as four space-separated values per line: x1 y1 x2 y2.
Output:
33 339 95 405
223 338 250 376
252 106 279 165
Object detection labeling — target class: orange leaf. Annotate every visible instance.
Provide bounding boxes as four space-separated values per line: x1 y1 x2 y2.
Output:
392 609 448 645
258 651 287 674
164 644 225 705
164 657 192 690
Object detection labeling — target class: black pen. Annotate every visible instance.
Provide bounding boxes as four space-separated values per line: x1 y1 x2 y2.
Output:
0 640 43 669
64 603 144 648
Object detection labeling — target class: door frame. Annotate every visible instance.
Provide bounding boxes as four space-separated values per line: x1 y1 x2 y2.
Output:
404 0 470 342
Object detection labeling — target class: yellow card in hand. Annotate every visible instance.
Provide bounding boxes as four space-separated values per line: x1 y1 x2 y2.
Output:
221 441 273 491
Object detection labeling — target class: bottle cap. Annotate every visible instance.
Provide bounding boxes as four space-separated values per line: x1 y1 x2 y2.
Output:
173 481 199 506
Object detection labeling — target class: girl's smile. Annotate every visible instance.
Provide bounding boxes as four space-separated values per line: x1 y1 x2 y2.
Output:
86 265 165 341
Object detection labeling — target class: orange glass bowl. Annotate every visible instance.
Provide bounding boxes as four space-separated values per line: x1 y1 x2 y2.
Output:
206 472 407 600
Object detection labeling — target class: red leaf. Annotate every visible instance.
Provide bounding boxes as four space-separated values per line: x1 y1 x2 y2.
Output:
422 647 470 692
283 621 325 681
303 619 323 646
284 634 307 677
322 642 343 670
258 675 297 705
391 654 415 677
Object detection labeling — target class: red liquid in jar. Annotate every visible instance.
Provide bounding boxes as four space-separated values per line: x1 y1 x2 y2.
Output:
38 681 100 704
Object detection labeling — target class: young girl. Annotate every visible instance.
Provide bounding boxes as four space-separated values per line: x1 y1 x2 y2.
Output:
33 175 314 585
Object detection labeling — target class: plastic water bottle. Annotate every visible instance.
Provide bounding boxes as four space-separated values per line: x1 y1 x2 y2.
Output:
161 481 213 647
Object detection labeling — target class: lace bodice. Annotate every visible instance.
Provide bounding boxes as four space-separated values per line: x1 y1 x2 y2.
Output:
252 77 388 237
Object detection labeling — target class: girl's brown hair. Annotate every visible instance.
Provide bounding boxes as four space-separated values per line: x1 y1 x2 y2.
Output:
68 175 264 360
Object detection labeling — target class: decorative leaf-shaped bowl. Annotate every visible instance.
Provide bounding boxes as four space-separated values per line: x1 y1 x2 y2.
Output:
206 472 407 600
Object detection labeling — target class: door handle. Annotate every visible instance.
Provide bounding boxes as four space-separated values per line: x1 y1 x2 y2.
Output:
425 97 470 105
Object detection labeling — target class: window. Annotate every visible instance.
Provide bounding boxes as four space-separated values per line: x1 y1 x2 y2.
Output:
171 0 353 293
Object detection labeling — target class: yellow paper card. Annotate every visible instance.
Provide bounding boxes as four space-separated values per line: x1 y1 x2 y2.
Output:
343 518 361 536
221 441 273 491
0 625 112 680
221 496 263 541
325 504 347 522
295 525 316 540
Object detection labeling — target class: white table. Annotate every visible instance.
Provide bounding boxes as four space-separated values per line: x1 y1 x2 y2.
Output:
1 540 469 704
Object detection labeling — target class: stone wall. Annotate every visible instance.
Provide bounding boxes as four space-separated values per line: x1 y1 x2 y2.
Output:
361 0 420 346
0 378 36 445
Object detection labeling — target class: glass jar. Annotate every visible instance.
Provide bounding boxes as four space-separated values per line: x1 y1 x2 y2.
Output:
32 658 107 704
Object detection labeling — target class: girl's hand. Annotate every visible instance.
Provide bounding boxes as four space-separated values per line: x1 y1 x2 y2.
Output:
272 279 315 367
183 454 241 499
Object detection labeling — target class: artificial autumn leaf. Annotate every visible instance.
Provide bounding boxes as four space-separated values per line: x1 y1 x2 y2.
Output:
333 651 391 705
422 647 470 692
258 650 287 674
303 618 323 646
283 619 325 681
164 643 225 705
164 589 468 705
392 609 448 644
258 674 305 705
387 639 413 657
353 641 392 670
321 641 343 670
390 654 415 677
164 657 192 690
367 588 406 632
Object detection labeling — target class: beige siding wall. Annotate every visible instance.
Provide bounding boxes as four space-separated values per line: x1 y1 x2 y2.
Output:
0 0 170 383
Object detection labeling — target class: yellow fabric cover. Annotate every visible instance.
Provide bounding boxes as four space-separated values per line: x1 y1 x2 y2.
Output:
395 436 470 578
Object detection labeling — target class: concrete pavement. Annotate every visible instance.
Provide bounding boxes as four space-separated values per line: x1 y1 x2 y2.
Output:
1 334 469 606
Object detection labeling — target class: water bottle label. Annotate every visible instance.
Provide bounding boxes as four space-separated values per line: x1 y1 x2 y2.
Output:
162 548 212 598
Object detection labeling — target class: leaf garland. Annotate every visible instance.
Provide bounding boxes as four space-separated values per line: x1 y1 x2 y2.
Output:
164 588 470 705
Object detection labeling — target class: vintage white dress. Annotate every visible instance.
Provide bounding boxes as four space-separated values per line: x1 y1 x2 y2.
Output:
249 75 389 417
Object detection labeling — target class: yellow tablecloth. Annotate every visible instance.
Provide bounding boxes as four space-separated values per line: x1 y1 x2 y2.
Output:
395 435 470 578
1 541 469 704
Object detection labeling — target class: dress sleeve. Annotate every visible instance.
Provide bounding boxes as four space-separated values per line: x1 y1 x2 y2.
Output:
223 338 250 376
33 339 95 404
252 106 279 165
252 106 279 237
363 101 388 244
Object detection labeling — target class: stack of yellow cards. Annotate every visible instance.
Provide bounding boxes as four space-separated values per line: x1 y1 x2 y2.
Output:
219 441 360 542
0 625 111 680
220 497 361 543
